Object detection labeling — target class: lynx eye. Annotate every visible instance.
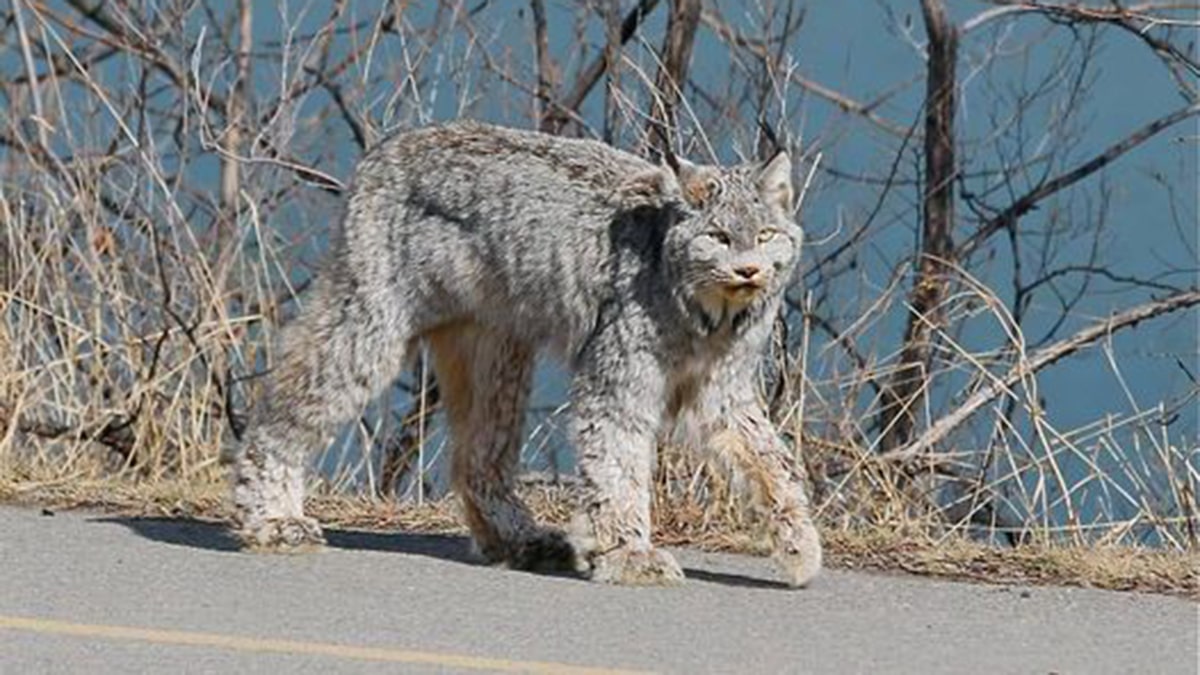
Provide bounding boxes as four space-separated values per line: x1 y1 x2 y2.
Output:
756 229 779 244
709 231 732 246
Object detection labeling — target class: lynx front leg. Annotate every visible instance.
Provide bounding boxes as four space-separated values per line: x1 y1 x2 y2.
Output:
705 411 822 588
673 307 822 587
678 384 822 587
569 349 684 586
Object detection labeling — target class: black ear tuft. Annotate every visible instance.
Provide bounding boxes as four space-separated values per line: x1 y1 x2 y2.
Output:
757 117 783 160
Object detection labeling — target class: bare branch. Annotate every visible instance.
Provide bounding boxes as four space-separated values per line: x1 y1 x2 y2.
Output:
965 1 1200 96
700 9 911 137
530 0 558 132
880 0 960 451
884 289 1200 462
547 0 661 134
218 0 253 241
959 103 1200 258
647 0 702 149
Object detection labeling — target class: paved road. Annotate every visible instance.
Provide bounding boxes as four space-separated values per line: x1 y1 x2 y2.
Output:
0 506 1195 674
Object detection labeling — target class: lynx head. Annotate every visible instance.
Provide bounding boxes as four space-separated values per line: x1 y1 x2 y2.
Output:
635 150 802 334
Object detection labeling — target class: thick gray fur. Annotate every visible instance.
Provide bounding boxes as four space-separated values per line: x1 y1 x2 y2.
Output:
227 120 822 587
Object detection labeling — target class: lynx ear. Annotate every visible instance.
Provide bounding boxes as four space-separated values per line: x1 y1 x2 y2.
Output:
757 150 794 213
669 157 722 209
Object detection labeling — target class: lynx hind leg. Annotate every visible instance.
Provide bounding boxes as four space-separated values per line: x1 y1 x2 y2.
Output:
230 285 410 551
427 324 575 573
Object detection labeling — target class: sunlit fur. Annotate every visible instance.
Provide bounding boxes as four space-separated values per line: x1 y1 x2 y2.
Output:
226 121 821 588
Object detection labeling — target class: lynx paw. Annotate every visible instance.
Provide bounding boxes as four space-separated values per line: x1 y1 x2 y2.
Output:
772 522 822 588
508 529 579 573
589 547 685 587
237 516 326 552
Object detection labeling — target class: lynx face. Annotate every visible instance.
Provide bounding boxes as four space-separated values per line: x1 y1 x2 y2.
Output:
663 151 801 333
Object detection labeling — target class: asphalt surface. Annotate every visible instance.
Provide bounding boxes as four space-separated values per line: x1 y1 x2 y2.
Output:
0 505 1195 674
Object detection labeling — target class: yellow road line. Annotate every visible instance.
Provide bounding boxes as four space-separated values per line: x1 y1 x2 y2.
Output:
0 614 653 675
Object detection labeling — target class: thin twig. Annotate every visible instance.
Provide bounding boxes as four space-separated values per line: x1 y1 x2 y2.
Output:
884 289 1200 462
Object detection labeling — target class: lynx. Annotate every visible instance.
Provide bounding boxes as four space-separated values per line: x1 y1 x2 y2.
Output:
228 120 822 587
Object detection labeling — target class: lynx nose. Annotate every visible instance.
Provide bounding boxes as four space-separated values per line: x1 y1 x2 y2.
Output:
733 264 762 280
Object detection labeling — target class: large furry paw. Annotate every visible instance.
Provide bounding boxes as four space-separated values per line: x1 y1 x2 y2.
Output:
588 547 685 587
772 522 822 588
237 516 326 552
507 529 579 573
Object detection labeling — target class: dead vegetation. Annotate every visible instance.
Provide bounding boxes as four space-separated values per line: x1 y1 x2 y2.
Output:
2 1 1198 596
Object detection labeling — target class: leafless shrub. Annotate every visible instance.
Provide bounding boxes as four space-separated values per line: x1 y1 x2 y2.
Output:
1 1 1196 551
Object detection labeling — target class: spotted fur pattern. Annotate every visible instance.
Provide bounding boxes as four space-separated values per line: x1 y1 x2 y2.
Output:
227 120 822 587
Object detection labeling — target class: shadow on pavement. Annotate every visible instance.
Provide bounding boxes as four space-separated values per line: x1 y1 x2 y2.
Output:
683 567 793 590
93 515 242 552
325 529 477 564
92 515 478 565
92 515 783 589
